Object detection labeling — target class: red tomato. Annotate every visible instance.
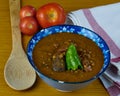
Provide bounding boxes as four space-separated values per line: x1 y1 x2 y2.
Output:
20 5 36 19
36 3 66 28
20 17 39 35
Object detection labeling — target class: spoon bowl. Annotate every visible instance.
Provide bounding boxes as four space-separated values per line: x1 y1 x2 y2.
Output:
4 0 36 90
4 50 36 90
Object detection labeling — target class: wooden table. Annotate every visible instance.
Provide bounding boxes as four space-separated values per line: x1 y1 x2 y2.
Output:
0 0 120 95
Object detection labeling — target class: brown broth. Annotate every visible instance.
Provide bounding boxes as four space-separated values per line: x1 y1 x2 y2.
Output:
33 33 104 82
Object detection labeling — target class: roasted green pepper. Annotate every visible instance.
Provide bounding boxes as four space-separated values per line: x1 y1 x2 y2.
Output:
66 44 83 70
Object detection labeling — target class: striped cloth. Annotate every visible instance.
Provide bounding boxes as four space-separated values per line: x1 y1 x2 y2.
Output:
66 2 120 96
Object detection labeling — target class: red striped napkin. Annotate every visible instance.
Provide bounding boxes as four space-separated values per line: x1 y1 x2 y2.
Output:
65 2 120 96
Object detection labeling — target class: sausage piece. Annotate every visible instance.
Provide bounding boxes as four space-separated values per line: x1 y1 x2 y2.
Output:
52 40 74 72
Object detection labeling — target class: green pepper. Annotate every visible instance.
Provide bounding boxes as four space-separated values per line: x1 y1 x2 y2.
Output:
66 44 83 70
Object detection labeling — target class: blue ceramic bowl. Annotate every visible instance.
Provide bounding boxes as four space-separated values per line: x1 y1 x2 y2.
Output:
27 25 110 92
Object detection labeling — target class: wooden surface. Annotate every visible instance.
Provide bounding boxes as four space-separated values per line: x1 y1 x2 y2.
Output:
0 0 120 95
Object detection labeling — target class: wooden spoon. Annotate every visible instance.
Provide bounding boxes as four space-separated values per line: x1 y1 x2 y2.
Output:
4 0 36 90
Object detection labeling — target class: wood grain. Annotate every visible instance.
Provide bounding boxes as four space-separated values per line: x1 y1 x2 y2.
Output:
9 0 22 50
3 0 36 90
0 0 120 95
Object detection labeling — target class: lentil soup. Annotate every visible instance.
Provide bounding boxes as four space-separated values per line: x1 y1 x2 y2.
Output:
33 32 104 82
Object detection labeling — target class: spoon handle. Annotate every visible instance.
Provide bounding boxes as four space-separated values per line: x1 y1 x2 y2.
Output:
9 0 22 52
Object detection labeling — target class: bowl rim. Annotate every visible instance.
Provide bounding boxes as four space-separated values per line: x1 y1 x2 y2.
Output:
27 24 111 84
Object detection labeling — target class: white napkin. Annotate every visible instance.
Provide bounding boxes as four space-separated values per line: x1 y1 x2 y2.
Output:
65 2 120 96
